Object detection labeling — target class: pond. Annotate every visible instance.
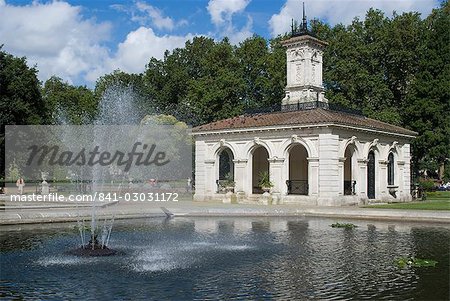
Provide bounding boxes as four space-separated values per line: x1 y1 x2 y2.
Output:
1 217 449 300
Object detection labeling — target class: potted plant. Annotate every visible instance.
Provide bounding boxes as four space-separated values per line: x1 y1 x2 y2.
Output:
258 171 273 193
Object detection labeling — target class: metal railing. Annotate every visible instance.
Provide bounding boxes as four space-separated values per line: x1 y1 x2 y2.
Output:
244 101 363 116
216 180 234 194
344 180 356 195
286 180 308 195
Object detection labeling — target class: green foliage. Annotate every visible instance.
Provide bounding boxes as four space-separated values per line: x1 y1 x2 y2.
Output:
418 178 436 192
444 162 450 182
0 47 48 183
0 46 47 126
403 3 450 178
1 4 448 181
395 257 438 268
141 114 180 125
310 4 449 177
258 171 273 188
311 9 423 126
42 76 97 124
94 69 149 116
7 159 20 182
365 198 450 210
330 222 358 229
142 36 285 126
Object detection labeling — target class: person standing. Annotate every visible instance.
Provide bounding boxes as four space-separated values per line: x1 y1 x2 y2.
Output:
16 177 25 195
186 177 192 192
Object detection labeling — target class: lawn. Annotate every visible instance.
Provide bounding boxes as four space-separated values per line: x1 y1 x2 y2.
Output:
364 191 450 210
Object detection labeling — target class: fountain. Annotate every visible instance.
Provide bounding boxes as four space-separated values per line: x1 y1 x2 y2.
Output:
67 217 117 256
66 84 143 256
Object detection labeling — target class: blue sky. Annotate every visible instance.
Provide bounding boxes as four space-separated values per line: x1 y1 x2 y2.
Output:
0 0 440 87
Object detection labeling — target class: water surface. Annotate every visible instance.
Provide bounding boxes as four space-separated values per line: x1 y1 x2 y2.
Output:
1 217 449 300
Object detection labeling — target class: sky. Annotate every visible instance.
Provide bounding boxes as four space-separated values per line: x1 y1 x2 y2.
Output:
0 0 440 87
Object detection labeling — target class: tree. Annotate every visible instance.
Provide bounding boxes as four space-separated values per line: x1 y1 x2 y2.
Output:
42 76 97 125
94 70 151 118
311 9 423 125
403 2 450 179
143 36 218 124
0 47 47 186
0 47 47 126
184 38 246 125
94 70 144 100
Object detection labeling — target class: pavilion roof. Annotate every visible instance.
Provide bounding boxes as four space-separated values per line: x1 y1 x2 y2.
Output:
192 108 417 137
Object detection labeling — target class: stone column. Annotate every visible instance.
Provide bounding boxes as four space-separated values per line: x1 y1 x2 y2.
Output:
357 159 368 199
338 157 346 196
402 144 412 200
307 157 319 196
397 160 405 200
378 160 388 200
233 159 248 201
318 134 340 205
204 159 216 195
233 159 248 193
194 141 207 201
268 157 285 204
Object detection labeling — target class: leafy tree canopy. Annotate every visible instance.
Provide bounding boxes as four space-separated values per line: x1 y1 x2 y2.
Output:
1 3 448 179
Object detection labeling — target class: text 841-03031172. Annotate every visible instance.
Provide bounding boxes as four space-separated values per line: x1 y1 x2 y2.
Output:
96 192 179 202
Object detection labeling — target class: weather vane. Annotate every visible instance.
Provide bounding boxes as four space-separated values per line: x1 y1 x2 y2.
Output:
291 1 309 37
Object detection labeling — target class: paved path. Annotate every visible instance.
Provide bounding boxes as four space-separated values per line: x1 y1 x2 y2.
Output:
1 197 449 225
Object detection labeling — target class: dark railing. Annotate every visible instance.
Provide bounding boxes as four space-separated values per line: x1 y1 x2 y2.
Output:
286 180 308 195
344 180 356 195
244 104 281 115
216 180 234 194
281 100 329 112
252 187 264 194
244 101 363 116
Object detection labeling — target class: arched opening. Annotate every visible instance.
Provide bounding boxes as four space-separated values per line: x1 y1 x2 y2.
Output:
343 145 355 195
367 150 376 199
216 148 234 193
287 144 308 195
387 152 394 186
252 146 269 194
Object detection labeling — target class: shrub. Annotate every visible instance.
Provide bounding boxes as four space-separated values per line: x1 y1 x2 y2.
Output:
418 178 435 192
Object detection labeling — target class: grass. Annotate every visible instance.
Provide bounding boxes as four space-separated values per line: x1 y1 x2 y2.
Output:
364 191 450 210
395 257 438 268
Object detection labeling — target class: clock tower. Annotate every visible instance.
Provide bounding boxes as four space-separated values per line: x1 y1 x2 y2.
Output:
281 3 328 108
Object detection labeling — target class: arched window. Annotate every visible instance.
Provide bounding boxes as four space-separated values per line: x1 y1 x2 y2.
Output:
367 151 376 199
387 153 394 185
219 149 233 180
287 144 309 195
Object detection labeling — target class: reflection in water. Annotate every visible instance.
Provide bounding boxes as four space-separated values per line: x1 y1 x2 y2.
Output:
194 219 217 234
0 217 449 300
233 219 252 235
269 220 287 233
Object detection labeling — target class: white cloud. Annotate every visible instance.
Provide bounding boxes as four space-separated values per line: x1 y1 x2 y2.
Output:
111 26 193 72
111 1 186 31
87 27 194 82
207 0 253 44
227 16 253 44
135 1 175 31
269 0 439 37
0 1 196 85
207 0 251 25
0 1 111 84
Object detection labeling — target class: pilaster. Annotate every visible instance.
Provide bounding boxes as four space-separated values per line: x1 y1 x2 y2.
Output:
357 158 368 198
233 159 248 194
318 134 339 204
